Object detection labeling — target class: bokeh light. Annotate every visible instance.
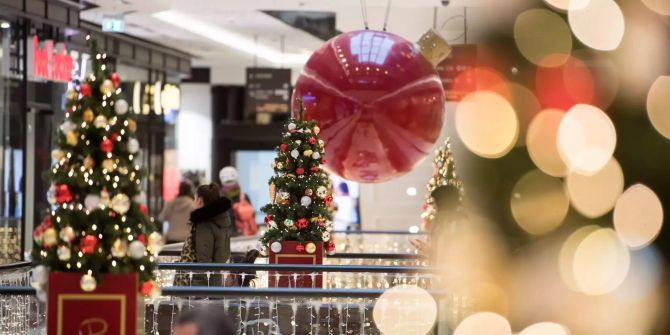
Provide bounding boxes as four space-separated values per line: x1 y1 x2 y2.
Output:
535 55 594 110
613 184 664 249
455 91 519 158
453 67 511 100
568 0 625 51
454 312 512 335
566 158 624 218
573 228 631 295
543 0 589 11
511 170 569 235
646 76 670 139
373 285 437 335
495 83 541 147
557 104 616 174
559 225 600 291
526 110 568 177
514 9 572 66
519 322 570 335
641 0 670 15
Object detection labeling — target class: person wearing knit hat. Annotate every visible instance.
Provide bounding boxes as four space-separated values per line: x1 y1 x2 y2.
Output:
218 166 257 236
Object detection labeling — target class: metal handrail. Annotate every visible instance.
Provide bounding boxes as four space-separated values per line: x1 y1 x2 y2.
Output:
0 261 31 271
158 263 436 273
0 286 443 298
159 250 426 259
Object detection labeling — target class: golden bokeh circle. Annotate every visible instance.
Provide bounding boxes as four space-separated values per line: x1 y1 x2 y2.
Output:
511 170 569 235
566 158 624 218
568 0 625 51
646 76 670 139
558 104 616 174
573 228 631 295
613 184 664 249
454 312 512 335
373 285 437 335
514 9 572 66
527 109 568 177
519 322 570 335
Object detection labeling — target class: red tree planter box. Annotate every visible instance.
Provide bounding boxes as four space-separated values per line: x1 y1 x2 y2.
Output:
47 272 138 335
269 241 323 288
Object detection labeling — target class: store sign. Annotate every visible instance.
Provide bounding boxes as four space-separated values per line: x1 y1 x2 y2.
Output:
27 36 74 83
102 15 125 32
246 67 291 114
436 44 477 101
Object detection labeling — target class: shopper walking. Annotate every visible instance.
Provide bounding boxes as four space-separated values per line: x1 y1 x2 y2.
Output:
190 183 232 264
158 181 196 244
219 166 257 236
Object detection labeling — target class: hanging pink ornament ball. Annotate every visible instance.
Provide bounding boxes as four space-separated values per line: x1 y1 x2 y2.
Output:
293 30 445 183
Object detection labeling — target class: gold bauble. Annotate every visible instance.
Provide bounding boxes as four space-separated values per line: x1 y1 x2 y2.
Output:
51 149 65 161
67 89 79 101
102 159 115 172
303 150 313 157
66 131 78 146
100 79 114 95
84 155 95 169
128 119 137 132
111 239 128 258
269 183 277 202
43 228 57 247
83 109 94 122
305 242 317 254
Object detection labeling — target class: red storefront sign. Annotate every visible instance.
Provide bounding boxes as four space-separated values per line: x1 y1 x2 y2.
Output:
29 35 74 83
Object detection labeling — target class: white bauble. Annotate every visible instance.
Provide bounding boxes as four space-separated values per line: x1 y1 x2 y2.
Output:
129 240 145 260
111 194 130 214
147 232 165 255
32 265 49 285
322 231 331 241
59 226 75 243
312 152 320 160
47 185 57 205
127 138 140 153
316 186 328 199
270 241 282 253
300 196 312 207
60 120 77 133
290 149 299 159
287 123 296 131
84 194 101 211
114 99 129 115
57 245 71 261
94 115 108 128
80 274 97 292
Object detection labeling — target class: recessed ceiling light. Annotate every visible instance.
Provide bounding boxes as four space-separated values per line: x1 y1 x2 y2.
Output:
0 22 10 29
152 10 309 66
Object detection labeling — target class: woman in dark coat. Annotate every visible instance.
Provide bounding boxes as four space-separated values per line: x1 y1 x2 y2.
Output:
191 184 232 263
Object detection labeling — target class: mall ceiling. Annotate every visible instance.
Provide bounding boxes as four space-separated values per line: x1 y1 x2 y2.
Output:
80 0 492 68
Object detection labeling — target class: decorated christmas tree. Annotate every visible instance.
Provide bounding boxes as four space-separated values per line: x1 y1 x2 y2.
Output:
260 102 334 253
421 138 464 231
31 41 163 298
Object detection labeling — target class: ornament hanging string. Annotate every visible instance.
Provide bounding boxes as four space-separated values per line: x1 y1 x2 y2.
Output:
360 0 393 31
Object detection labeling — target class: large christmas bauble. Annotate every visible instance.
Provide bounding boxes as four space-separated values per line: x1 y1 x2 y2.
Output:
293 30 445 183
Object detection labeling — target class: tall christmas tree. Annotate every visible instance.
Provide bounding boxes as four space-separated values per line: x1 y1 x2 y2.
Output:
260 102 334 252
31 41 163 297
421 138 464 231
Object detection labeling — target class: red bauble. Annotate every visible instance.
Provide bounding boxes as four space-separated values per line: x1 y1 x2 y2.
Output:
111 73 121 88
80 235 98 254
80 83 92 96
310 166 319 172
295 244 306 252
324 195 333 207
308 137 316 145
110 132 120 142
139 204 148 215
55 184 73 204
327 240 335 252
137 234 146 244
297 218 309 229
264 215 273 223
321 158 326 164
280 144 288 152
293 30 445 183
139 281 154 296
296 167 305 175
101 138 114 153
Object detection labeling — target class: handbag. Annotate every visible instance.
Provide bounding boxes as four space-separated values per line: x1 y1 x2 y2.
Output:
233 192 258 236
172 229 196 286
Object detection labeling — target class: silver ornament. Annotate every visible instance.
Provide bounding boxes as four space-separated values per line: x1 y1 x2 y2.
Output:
316 186 328 199
300 196 312 207
80 274 97 292
290 149 299 159
111 194 130 214
57 245 71 261
129 240 145 260
115 99 129 115
270 241 282 253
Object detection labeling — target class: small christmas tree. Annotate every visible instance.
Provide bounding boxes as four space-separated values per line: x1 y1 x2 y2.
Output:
421 138 464 230
260 102 334 252
31 41 163 297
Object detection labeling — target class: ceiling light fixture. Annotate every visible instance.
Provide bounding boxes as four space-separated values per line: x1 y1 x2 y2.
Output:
152 10 309 66
0 22 10 29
